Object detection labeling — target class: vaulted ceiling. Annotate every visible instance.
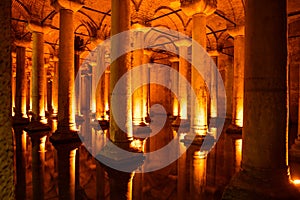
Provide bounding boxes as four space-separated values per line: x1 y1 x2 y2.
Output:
11 0 300 61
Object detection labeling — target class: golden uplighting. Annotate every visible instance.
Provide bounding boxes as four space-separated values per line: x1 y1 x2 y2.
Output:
173 98 179 117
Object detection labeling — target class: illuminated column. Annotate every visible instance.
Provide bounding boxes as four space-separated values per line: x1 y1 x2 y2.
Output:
174 39 191 121
27 23 48 123
74 40 82 116
180 0 217 136
290 80 300 159
12 65 16 115
52 1 82 133
143 50 152 121
26 71 31 113
208 50 219 118
28 132 47 200
110 0 132 143
222 0 300 198
44 62 48 114
228 25 245 128
132 30 145 125
50 1 83 200
104 69 110 119
0 1 14 197
14 43 29 122
90 63 97 114
51 57 58 117
170 59 180 118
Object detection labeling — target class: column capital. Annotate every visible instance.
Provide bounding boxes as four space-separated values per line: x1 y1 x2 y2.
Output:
51 0 83 12
131 22 149 33
180 0 217 17
143 49 153 57
227 25 245 37
14 40 31 48
174 38 192 47
208 50 219 57
169 56 179 62
27 22 51 34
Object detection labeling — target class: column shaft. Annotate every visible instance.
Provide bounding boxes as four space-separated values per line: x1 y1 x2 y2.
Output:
32 32 46 121
110 0 132 142
0 3 14 198
52 60 58 116
132 31 144 125
15 46 27 119
192 13 208 135
222 0 300 198
232 35 245 127
58 9 76 131
179 46 189 120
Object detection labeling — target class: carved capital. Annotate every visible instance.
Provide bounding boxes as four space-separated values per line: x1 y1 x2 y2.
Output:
27 22 51 34
180 0 217 17
51 0 83 12
227 25 245 37
174 38 192 47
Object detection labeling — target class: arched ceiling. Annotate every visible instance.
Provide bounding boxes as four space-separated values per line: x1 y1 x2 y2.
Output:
11 0 300 60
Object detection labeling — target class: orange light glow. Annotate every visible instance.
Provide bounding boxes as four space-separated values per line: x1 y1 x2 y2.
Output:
235 139 242 171
292 179 300 185
133 100 143 125
180 98 188 119
235 104 243 127
173 98 179 116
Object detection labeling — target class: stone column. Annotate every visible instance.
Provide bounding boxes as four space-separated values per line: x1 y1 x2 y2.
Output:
90 63 97 114
132 30 145 125
222 0 300 199
27 23 49 124
208 50 219 119
227 25 245 129
180 0 217 136
51 57 59 117
52 0 82 133
74 53 81 116
44 62 48 114
14 43 29 123
143 50 152 122
290 74 300 160
174 39 191 122
50 1 83 200
26 71 31 113
110 0 132 143
0 1 14 198
12 65 16 115
170 59 180 118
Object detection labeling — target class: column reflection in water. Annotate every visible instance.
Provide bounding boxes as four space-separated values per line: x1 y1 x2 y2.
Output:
191 150 207 200
14 127 27 200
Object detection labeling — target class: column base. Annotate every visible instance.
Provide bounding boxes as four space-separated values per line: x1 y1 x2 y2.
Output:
226 124 242 134
13 116 29 125
181 133 215 148
24 121 51 132
133 124 151 139
172 117 190 128
289 139 300 162
50 129 82 145
222 170 300 200
96 141 145 172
